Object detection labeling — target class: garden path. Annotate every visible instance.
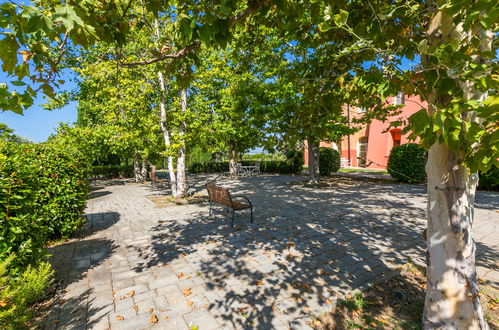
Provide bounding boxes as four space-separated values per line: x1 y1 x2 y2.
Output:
45 174 498 330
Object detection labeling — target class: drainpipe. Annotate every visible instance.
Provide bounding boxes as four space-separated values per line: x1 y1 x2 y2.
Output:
347 104 351 166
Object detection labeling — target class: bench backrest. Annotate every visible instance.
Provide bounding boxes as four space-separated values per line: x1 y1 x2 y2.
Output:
206 184 232 207
149 171 157 182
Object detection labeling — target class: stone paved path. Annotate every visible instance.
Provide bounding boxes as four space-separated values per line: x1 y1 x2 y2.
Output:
45 174 498 330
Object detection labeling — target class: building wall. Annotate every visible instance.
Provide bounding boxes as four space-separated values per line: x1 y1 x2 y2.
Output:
303 95 425 169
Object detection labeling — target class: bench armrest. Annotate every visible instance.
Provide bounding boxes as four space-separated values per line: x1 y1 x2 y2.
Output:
231 195 252 207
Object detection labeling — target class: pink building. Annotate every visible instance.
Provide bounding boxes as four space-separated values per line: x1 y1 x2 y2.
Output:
304 93 424 170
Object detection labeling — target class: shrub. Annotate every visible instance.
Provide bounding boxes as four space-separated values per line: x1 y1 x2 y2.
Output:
478 166 499 191
0 142 88 272
0 256 54 328
285 150 304 173
91 165 134 179
387 143 427 183
319 147 340 175
188 158 303 175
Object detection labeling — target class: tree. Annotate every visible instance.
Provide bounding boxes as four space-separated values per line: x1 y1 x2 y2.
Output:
192 45 271 176
1 1 497 327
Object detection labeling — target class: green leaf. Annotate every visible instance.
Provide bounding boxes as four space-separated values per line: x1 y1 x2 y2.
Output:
333 9 349 27
0 35 19 74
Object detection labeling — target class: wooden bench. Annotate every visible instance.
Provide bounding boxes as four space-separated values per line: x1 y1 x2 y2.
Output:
149 171 168 188
206 184 253 227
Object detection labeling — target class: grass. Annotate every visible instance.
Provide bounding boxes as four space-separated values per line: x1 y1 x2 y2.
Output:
312 264 498 329
339 168 388 175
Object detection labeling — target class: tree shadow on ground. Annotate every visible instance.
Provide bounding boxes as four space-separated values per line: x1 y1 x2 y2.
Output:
126 175 436 328
44 212 120 329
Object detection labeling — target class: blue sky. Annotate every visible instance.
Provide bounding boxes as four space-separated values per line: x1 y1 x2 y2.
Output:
0 68 78 142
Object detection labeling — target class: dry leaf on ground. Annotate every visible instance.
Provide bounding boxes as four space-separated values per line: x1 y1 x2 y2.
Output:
133 305 139 312
150 314 158 323
177 272 184 278
116 315 124 320
256 280 264 285
127 290 135 297
183 288 192 297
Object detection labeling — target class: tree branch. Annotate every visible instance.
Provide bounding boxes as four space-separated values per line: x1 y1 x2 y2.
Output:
119 0 262 67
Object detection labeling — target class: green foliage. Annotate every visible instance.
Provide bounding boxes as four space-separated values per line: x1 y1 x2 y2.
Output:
0 256 54 329
91 165 134 179
478 166 499 191
188 158 303 175
285 150 305 174
387 144 427 184
0 141 87 272
319 147 340 175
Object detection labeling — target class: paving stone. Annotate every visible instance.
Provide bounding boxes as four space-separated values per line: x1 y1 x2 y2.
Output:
44 175 498 329
183 309 220 330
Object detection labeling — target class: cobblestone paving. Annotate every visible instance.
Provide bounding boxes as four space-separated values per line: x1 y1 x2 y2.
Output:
45 174 498 330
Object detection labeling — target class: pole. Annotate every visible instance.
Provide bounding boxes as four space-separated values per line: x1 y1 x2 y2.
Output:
347 104 351 166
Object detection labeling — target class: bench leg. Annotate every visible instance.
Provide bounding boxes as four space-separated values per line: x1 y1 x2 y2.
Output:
208 202 213 217
231 209 235 227
250 206 253 223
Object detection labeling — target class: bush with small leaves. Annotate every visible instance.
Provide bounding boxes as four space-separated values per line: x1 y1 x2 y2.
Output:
0 256 54 328
387 143 427 183
478 166 498 191
0 142 88 272
319 147 340 175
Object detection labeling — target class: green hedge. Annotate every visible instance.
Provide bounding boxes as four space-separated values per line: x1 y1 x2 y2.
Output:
188 152 304 175
91 164 134 179
479 166 499 191
387 143 427 183
319 147 340 175
0 142 88 273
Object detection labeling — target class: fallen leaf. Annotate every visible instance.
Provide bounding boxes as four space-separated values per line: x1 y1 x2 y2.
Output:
186 275 192 279
187 300 194 308
148 308 154 313
0 301 7 307
312 320 321 326
179 253 186 258
183 288 192 297
112 290 116 295
150 314 158 323
256 280 264 285
177 272 184 278
325 298 332 305
120 296 126 300
286 241 295 247
127 290 135 297
133 305 139 312
162 316 169 320
303 306 312 312
116 315 124 320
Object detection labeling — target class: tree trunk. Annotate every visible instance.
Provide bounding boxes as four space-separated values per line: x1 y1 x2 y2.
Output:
308 138 320 183
228 143 239 178
422 3 491 328
157 70 178 196
423 144 487 329
175 87 188 198
141 158 148 182
133 153 141 182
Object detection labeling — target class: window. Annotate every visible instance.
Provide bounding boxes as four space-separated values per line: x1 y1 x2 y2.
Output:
357 137 368 167
390 129 401 147
394 92 405 105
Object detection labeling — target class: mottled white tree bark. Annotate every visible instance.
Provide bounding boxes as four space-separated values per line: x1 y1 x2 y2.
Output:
157 70 178 196
423 3 491 328
175 87 188 197
133 153 141 182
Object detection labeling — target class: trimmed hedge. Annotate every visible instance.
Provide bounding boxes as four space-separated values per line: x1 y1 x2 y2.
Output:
188 151 304 175
91 164 134 179
479 166 499 191
0 142 88 272
319 147 340 175
387 143 427 183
